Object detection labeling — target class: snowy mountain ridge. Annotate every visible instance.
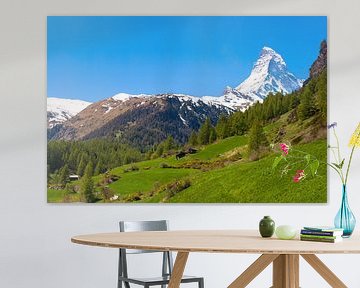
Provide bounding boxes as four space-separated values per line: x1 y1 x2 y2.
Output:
47 97 92 128
111 92 237 111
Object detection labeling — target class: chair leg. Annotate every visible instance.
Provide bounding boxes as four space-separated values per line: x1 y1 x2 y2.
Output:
199 278 204 288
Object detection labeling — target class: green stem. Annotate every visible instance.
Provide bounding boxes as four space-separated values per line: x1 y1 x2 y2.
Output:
325 162 345 183
291 148 345 183
286 155 312 160
333 127 343 165
345 145 356 185
290 148 312 156
287 159 307 167
330 147 339 165
332 127 346 183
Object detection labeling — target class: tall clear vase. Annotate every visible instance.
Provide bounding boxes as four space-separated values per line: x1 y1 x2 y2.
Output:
334 185 356 237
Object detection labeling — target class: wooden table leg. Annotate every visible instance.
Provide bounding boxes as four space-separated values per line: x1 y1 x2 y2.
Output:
301 254 347 288
228 254 279 288
288 255 300 288
273 254 286 287
272 254 299 288
168 252 189 288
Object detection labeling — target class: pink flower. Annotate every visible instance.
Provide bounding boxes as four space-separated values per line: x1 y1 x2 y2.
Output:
279 143 289 155
293 170 305 183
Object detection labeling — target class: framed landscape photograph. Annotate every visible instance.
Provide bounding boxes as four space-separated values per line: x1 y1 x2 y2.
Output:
47 16 327 203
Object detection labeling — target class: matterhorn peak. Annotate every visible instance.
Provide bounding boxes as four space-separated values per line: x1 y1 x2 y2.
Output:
235 46 302 100
261 46 276 54
223 86 233 94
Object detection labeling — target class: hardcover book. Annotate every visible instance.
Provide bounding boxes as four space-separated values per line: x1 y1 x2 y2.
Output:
301 228 343 237
300 236 343 243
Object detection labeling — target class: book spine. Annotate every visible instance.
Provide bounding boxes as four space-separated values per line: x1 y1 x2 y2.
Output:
300 234 337 240
301 230 336 236
300 237 337 243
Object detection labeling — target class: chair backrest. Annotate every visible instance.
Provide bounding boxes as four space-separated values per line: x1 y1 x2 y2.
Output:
118 220 173 282
120 220 168 232
119 220 169 254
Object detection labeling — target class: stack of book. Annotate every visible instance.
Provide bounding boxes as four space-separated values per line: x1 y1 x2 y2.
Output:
300 226 344 243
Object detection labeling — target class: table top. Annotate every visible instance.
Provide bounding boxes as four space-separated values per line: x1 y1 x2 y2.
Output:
71 230 360 254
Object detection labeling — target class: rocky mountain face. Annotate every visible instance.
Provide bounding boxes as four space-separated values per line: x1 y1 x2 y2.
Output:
235 47 303 101
309 40 327 79
199 47 303 112
201 47 303 111
48 93 231 149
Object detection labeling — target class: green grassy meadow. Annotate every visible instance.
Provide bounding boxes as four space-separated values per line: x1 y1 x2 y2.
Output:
168 140 327 203
48 133 327 203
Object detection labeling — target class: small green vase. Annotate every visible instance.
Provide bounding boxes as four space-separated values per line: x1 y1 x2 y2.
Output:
259 216 275 238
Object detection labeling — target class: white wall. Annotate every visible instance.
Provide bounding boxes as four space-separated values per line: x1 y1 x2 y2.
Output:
1 0 360 287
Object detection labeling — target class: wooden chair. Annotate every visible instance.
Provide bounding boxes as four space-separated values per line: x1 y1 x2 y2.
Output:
118 220 204 288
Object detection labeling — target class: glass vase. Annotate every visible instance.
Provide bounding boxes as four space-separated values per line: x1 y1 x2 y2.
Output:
334 185 356 237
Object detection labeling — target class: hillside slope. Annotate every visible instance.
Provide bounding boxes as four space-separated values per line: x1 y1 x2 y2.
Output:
48 120 326 203
168 140 326 203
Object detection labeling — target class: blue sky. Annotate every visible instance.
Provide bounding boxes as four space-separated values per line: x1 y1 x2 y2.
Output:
47 16 327 102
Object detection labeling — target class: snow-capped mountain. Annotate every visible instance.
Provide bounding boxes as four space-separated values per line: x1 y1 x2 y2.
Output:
192 48 298 112
47 97 91 128
203 86 255 112
47 47 303 130
111 92 152 102
47 42 324 148
48 93 231 148
112 47 301 111
235 47 303 101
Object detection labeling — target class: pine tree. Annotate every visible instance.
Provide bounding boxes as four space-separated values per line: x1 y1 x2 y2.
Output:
155 143 164 157
209 128 217 143
215 114 230 139
298 84 316 121
81 176 95 203
230 112 248 136
67 150 78 172
315 71 327 124
94 159 103 176
163 135 176 152
198 118 212 145
248 121 269 156
58 164 69 185
47 139 143 176
77 156 86 177
80 162 95 203
84 161 93 177
188 131 198 146
286 92 300 111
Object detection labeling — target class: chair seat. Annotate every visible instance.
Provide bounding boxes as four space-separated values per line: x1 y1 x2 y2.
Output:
119 274 203 286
